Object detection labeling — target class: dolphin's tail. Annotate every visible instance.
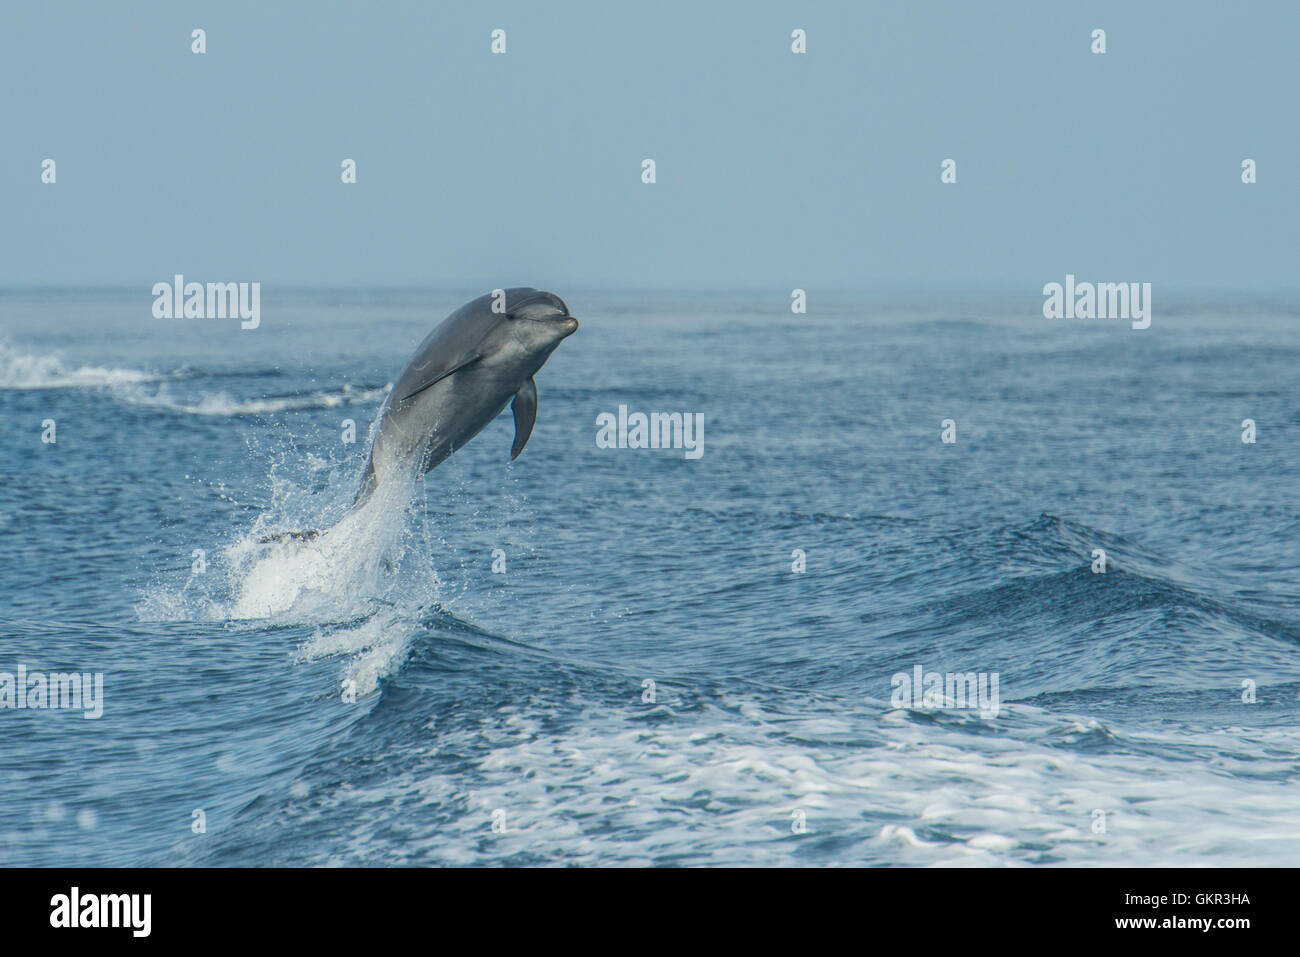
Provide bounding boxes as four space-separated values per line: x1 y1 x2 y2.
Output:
256 528 323 545
352 454 378 509
256 450 380 546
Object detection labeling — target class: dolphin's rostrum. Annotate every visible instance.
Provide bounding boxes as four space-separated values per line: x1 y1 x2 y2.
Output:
262 288 577 544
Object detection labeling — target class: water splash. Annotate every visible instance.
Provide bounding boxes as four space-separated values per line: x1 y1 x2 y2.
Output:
137 435 451 694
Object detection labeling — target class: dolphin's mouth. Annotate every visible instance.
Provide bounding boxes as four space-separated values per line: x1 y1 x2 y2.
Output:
522 314 578 337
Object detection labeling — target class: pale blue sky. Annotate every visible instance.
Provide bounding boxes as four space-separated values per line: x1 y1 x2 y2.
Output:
1 0 1296 289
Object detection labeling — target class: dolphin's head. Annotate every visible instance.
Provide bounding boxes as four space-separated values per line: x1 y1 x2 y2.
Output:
505 289 579 355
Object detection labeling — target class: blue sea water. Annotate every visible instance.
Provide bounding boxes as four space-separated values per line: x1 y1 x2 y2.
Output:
1 287 1297 867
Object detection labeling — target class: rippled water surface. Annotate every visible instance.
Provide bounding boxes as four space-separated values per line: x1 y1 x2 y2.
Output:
1 288 1297 866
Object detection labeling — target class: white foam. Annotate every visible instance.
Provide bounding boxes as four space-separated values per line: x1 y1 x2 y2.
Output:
296 609 418 697
117 382 390 416
298 696 1300 866
0 342 158 390
0 341 391 417
226 482 414 622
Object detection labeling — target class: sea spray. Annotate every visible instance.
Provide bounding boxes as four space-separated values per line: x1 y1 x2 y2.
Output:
227 475 423 622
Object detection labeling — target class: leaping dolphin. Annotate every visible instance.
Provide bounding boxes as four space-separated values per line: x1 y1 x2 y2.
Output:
358 286 578 503
261 288 577 543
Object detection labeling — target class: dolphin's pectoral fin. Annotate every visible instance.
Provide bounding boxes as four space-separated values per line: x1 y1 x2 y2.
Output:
510 377 538 460
401 352 482 402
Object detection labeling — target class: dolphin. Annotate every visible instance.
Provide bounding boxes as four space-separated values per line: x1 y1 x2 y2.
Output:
261 288 577 543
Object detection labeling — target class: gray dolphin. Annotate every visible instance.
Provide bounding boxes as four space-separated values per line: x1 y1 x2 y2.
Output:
262 288 577 543
358 287 578 502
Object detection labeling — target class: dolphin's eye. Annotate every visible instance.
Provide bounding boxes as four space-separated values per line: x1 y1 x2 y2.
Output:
506 291 569 320
509 302 567 323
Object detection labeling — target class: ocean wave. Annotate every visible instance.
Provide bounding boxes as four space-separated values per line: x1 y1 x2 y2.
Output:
0 341 161 390
930 514 1300 648
116 382 391 416
0 341 391 417
201 677 1300 866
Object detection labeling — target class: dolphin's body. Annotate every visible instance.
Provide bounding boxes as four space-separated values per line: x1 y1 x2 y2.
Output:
261 288 577 544
357 287 578 505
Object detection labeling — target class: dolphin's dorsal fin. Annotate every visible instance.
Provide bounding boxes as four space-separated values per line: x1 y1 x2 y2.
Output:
511 377 538 460
401 352 482 402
